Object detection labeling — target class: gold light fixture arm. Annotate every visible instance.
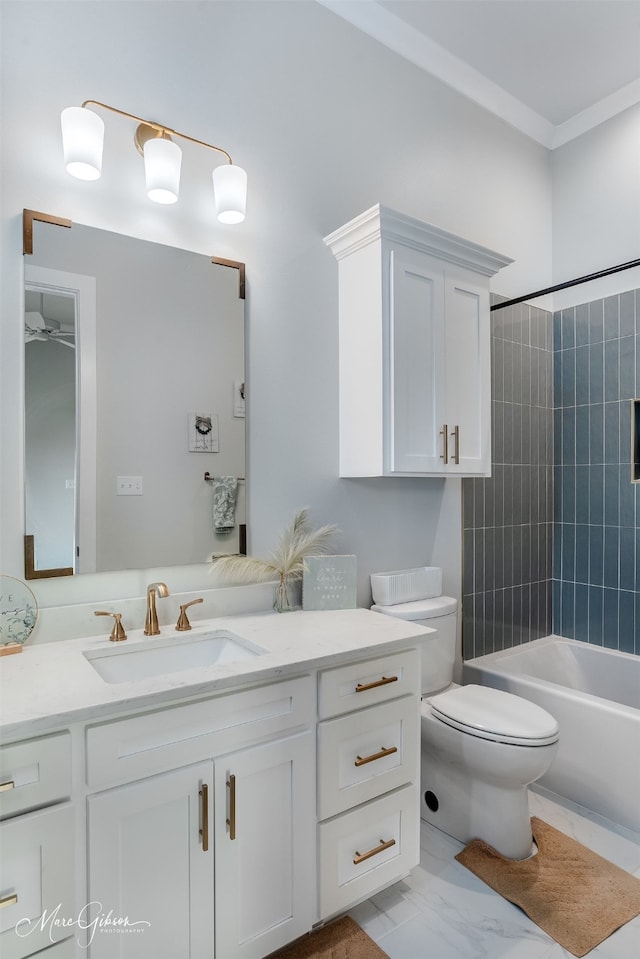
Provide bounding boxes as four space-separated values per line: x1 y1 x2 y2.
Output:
81 100 234 165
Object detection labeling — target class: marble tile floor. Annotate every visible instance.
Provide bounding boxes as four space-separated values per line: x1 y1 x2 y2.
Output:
350 788 640 959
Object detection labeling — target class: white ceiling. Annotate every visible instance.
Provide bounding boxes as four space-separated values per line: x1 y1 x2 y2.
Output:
318 0 640 148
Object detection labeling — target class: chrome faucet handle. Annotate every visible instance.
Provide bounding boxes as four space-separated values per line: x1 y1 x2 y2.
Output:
175 598 204 632
144 582 170 636
95 610 127 642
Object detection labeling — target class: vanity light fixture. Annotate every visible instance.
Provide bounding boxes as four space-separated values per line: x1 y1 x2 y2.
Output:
60 100 247 224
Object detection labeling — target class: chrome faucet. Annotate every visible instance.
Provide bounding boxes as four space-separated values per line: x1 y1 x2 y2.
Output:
144 582 169 635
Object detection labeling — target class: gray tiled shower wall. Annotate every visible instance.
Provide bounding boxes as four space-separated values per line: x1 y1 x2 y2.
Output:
462 299 554 660
463 290 640 661
552 291 639 652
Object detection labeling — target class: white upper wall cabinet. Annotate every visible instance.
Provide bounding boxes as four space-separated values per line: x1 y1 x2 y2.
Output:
325 205 513 477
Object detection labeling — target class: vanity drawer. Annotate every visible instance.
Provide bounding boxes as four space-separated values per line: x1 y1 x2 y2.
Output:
318 649 420 719
0 803 75 959
0 733 72 820
317 696 419 819
86 676 314 789
318 785 419 919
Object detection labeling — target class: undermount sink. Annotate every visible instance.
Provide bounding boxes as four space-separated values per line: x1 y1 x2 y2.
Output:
83 630 268 684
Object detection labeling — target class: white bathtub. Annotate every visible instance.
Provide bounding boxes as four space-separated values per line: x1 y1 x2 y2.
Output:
463 635 640 833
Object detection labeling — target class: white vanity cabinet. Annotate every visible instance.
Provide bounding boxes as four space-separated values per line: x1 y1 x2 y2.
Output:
84 676 315 959
0 611 426 959
316 649 421 919
0 733 75 959
214 731 315 959
87 761 214 959
324 204 512 477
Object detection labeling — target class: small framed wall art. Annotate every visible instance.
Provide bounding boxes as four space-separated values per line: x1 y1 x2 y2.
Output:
187 412 219 452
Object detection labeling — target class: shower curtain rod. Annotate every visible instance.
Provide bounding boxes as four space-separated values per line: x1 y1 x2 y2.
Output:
491 256 640 311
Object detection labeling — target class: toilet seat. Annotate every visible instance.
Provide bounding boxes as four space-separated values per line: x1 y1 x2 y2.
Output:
429 685 560 747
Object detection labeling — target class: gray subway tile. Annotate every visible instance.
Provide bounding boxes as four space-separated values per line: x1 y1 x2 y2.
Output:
618 590 635 653
574 583 589 641
589 341 604 404
589 299 604 344
603 588 619 648
620 291 635 338
575 303 589 346
562 307 575 349
603 525 619 589
620 526 635 592
603 402 620 465
604 337 620 402
588 586 604 644
620 335 635 400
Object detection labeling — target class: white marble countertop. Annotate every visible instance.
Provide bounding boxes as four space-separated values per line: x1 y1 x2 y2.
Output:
0 608 432 741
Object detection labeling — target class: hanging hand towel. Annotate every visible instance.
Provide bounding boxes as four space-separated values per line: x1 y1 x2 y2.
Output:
213 476 238 531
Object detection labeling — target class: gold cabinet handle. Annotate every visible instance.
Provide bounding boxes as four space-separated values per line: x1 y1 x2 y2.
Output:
354 745 398 767
0 780 15 792
440 423 449 464
0 893 18 909
451 425 460 465
226 773 236 840
355 675 398 694
353 838 396 865
199 783 209 852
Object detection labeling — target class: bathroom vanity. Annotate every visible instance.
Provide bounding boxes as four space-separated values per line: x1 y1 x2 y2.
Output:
0 608 428 959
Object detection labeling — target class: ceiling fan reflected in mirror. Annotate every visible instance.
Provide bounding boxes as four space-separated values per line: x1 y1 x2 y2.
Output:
24 291 76 349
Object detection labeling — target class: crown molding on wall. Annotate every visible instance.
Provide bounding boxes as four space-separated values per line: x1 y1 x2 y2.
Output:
318 0 640 151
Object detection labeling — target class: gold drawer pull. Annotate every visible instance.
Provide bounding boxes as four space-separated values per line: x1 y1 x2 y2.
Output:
353 838 396 865
355 675 398 694
0 893 18 909
354 745 398 767
226 774 236 840
0 780 15 793
199 783 209 852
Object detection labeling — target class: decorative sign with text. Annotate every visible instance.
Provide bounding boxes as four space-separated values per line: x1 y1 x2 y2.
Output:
302 555 357 611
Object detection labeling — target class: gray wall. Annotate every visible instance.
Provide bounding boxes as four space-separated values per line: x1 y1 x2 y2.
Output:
0 1 552 609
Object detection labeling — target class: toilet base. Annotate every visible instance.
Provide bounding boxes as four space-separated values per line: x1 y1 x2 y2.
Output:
420 738 536 861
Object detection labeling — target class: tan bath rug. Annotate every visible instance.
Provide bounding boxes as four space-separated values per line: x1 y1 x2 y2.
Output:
456 816 640 957
267 915 389 959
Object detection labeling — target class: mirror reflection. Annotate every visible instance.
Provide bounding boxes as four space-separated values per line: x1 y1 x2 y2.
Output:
24 218 246 577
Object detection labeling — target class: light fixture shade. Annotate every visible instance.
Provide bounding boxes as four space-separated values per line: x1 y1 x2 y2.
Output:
61 106 104 180
144 137 182 204
213 164 247 224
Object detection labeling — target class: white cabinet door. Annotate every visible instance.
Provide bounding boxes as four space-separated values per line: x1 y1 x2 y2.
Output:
389 247 491 476
388 245 446 474
442 268 491 475
214 731 315 959
0 804 74 959
87 762 213 959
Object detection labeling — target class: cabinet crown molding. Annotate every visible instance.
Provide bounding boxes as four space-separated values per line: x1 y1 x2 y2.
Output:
324 203 513 278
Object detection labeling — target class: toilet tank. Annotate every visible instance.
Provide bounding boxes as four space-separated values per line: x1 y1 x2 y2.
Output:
371 596 458 695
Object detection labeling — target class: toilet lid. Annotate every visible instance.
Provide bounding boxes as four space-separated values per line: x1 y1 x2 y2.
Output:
371 596 457 620
430 685 559 746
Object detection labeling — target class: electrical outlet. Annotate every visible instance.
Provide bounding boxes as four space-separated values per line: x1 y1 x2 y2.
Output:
117 475 143 495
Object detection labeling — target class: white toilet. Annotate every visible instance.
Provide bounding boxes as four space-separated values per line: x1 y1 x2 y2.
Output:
371 571 559 860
